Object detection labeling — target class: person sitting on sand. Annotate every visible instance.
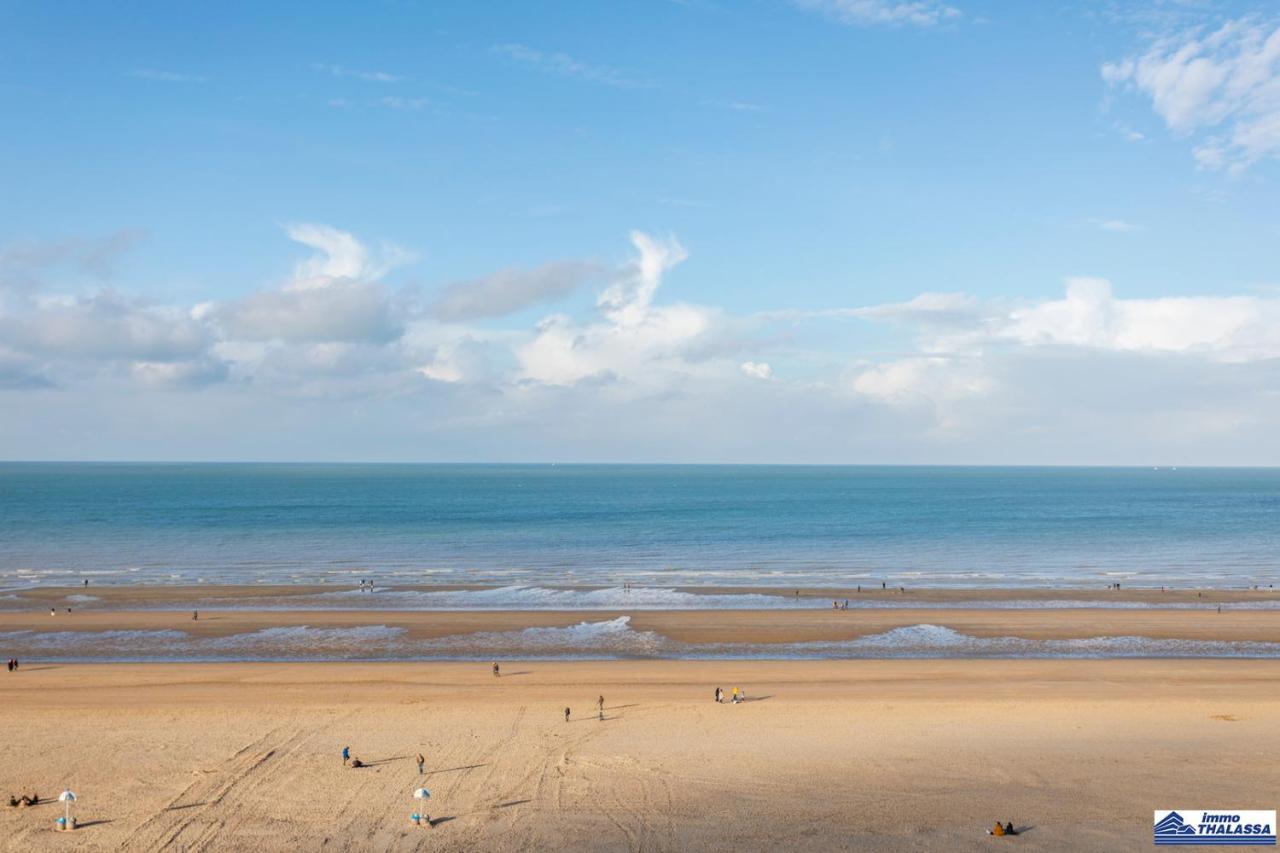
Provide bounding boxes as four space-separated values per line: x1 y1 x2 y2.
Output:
988 821 1017 837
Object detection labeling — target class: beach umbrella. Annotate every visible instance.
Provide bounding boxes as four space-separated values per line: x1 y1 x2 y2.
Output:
412 787 431 825
58 790 75 826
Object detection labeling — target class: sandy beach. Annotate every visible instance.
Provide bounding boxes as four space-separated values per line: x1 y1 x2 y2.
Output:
2 659 1278 852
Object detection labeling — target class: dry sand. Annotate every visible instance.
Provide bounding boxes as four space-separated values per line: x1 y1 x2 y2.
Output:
3 660 1278 852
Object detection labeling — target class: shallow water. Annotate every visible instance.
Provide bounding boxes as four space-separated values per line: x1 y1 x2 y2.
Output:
3 618 1279 662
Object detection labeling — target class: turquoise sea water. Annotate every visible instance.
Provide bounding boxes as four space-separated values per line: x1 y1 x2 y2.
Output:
1 463 1277 590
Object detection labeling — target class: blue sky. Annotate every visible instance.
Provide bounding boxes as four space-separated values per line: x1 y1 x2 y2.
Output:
2 1 1279 462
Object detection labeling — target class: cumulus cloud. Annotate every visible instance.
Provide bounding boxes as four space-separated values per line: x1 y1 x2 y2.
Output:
210 282 404 344
431 261 605 322
794 0 960 28
7 225 1280 464
515 232 720 388
856 278 1280 363
1 292 212 361
1103 18 1280 171
205 224 413 344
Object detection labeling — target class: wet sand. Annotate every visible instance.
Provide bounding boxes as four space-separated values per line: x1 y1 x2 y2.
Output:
9 582 1279 608
4 606 1280 644
2 660 1277 852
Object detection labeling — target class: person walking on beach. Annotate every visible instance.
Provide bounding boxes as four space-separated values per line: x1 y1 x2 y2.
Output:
714 687 722 703
492 662 500 678
731 687 739 704
192 610 198 621
597 695 605 720
342 745 350 765
564 707 571 723
416 753 425 774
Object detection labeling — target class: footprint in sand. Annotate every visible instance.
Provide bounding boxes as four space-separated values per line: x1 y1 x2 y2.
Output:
1209 714 1240 721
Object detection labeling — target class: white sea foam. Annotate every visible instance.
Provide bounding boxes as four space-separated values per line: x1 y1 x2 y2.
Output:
250 585 1280 612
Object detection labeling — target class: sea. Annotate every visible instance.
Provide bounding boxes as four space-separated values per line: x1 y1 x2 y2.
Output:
3 464 1279 661
1 463 1277 591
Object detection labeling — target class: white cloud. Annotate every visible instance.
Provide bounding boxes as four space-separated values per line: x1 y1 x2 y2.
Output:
212 282 404 344
794 0 960 28
1089 218 1143 232
516 232 718 388
431 261 605 321
1103 19 1280 171
313 64 401 83
492 44 652 88
859 277 1280 363
851 356 991 405
8 227 1280 464
379 96 429 111
127 69 207 83
1 292 213 361
284 222 412 288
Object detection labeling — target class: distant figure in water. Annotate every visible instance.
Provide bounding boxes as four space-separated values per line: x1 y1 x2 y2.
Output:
882 582 886 590
83 579 88 587
1218 605 1222 614
416 753 425 774
564 707 571 722
492 662 500 678
597 695 605 720
843 600 849 610
192 610 198 621
50 608 55 616
342 745 350 765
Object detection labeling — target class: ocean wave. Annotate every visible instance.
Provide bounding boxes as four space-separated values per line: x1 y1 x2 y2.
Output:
218 585 1280 611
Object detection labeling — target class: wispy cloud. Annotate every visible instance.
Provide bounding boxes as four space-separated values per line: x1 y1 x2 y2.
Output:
491 43 652 89
793 0 960 28
1089 218 1143 233
127 69 207 83
312 63 402 83
378 96 429 111
1102 17 1280 172
431 261 606 322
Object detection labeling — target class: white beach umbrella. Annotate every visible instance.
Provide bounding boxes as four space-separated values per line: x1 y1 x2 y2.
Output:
58 790 75 825
413 787 431 825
